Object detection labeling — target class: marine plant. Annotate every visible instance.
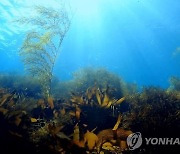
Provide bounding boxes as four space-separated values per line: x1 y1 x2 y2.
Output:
16 5 71 98
122 87 180 153
0 73 42 98
1 83 179 153
168 76 180 91
52 67 137 99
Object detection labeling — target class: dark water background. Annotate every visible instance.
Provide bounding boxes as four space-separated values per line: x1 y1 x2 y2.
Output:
1 0 180 88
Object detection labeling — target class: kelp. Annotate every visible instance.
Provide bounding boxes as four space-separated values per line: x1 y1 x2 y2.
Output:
168 76 180 91
0 83 131 153
51 68 137 99
0 73 180 153
72 68 137 97
16 5 71 98
0 68 137 100
124 87 180 136
0 73 42 98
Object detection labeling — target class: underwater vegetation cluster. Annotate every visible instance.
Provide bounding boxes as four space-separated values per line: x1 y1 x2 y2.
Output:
168 76 180 91
0 68 179 154
0 72 42 98
52 68 137 99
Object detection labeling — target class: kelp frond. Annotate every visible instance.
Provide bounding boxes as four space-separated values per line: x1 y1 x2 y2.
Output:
16 5 71 98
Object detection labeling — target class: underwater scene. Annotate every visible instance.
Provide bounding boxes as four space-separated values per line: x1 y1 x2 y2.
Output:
0 0 180 153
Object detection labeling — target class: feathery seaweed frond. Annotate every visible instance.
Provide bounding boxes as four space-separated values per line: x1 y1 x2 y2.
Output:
17 5 71 98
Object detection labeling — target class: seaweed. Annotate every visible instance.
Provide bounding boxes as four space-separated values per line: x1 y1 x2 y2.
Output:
71 67 136 97
16 5 71 98
0 71 179 153
124 87 180 135
0 72 42 98
52 68 138 99
168 76 180 91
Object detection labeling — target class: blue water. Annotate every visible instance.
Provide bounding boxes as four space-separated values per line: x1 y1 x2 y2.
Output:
1 0 180 88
